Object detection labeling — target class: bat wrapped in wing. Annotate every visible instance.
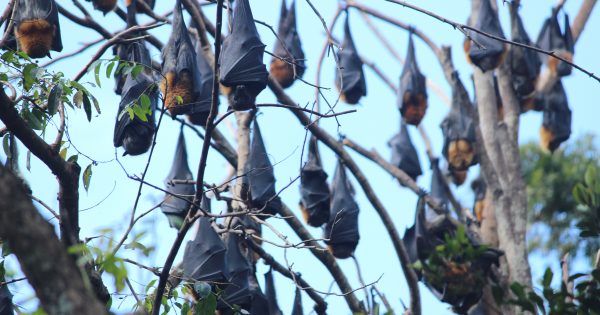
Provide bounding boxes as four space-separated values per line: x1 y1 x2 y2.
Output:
219 233 252 310
160 0 203 116
509 4 541 111
441 72 477 172
430 159 449 211
113 41 158 156
186 38 219 127
536 10 574 77
539 80 571 152
402 197 428 274
470 175 487 222
248 119 281 216
270 0 305 88
291 287 303 315
299 136 330 227
182 197 228 286
220 0 268 111
464 0 506 72
12 0 63 59
113 0 141 96
86 0 116 14
324 160 360 259
398 32 427 125
264 269 283 315
160 130 195 229
388 119 422 181
335 15 366 105
248 274 270 315
0 273 14 315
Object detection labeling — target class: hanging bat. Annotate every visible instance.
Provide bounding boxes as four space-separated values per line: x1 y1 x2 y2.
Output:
470 175 487 222
270 0 305 89
291 287 303 315
160 130 195 229
12 0 63 59
430 159 449 211
0 273 14 315
299 136 330 227
324 160 360 259
388 119 422 181
113 0 141 96
335 14 367 105
113 41 158 156
86 0 117 14
464 0 506 72
248 119 282 216
539 79 571 152
182 215 229 286
220 0 268 111
510 4 541 112
218 233 252 311
264 269 283 315
186 38 219 127
402 197 427 277
161 0 203 116
441 72 477 172
398 32 427 125
536 10 574 77
248 273 270 315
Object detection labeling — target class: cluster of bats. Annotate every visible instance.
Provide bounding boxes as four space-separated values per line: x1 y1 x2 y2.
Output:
0 0 579 313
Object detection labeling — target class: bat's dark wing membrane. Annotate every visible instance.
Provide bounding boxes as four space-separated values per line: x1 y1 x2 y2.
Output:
220 0 268 87
0 274 14 315
540 80 571 152
398 33 428 125
388 120 422 180
113 41 158 156
13 0 63 58
510 7 541 103
467 0 505 72
430 159 449 211
264 269 283 315
219 233 252 309
182 216 229 284
335 15 366 104
324 160 360 259
300 137 330 227
248 274 270 315
186 38 218 126
248 119 281 216
402 197 427 276
291 287 303 315
160 131 195 228
440 73 477 171
113 0 141 95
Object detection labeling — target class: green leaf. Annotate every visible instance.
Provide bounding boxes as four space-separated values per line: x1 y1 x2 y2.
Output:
106 61 116 78
91 95 101 114
93 60 102 88
82 93 92 122
1 241 10 257
573 184 587 205
176 95 183 105
47 84 63 115
73 90 83 108
585 165 597 187
59 147 67 160
23 108 43 130
23 63 37 91
542 268 553 287
131 64 144 78
83 163 92 191
510 282 527 300
67 154 78 163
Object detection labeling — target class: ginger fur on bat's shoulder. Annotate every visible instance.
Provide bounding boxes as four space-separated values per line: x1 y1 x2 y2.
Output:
447 140 475 171
299 202 311 226
270 58 295 89
463 39 507 71
161 71 195 116
401 92 428 125
327 244 355 259
540 125 557 152
93 0 117 13
547 51 573 75
15 19 55 59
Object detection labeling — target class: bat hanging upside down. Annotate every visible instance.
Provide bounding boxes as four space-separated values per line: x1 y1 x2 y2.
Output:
13 0 63 59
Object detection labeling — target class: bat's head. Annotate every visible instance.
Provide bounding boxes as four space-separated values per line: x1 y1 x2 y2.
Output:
121 125 154 156
327 243 355 259
401 91 428 125
229 84 258 111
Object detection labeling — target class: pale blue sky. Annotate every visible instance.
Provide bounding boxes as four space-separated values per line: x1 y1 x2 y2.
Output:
3 1 600 314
